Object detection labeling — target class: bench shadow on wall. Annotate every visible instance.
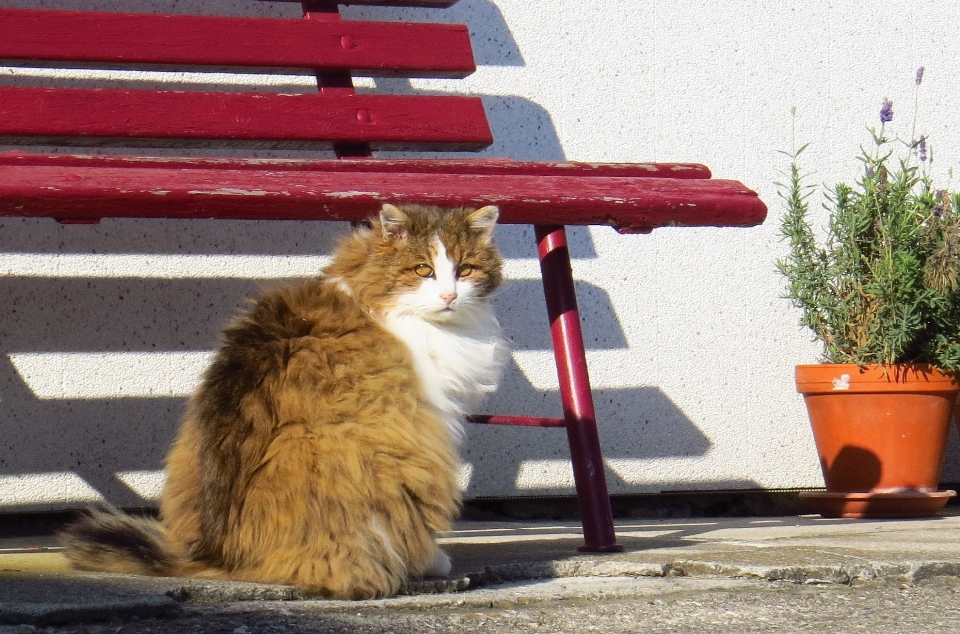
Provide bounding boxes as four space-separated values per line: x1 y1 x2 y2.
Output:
0 0 735 510
0 234 716 507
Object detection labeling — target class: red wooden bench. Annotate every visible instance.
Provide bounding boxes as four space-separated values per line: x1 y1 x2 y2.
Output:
0 0 766 553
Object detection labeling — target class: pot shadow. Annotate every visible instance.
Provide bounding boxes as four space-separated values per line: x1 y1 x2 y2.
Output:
821 446 882 492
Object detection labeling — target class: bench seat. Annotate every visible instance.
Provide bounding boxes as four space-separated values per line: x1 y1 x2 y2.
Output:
0 153 765 231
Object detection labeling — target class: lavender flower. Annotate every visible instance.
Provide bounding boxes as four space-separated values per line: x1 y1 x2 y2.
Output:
916 67 925 86
934 191 947 217
880 99 894 123
919 135 928 162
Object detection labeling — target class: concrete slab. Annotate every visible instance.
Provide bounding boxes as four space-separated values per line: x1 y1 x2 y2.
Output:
3 511 960 625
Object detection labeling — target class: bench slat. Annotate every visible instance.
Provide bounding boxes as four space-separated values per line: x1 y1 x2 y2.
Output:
0 154 713 180
0 8 474 77
0 157 767 232
270 1 461 7
0 87 492 150
268 0 459 9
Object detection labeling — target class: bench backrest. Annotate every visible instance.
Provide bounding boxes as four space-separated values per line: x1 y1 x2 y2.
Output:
0 0 490 154
0 1 768 230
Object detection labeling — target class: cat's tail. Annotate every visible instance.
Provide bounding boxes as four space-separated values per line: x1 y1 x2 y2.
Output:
58 507 184 577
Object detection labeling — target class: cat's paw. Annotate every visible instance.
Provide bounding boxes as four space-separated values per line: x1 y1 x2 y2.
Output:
423 547 452 578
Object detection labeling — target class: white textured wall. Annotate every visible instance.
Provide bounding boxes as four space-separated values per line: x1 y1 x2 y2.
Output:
3 0 960 510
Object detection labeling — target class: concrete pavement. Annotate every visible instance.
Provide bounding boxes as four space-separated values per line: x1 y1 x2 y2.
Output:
3 508 960 626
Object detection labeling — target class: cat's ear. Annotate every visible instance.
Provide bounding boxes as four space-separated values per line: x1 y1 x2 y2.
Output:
467 205 499 243
379 204 410 242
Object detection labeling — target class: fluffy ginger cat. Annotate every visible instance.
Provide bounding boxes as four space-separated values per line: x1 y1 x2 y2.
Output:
59 203 506 599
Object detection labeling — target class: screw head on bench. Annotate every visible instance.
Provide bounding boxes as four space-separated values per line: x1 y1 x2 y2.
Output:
356 109 372 124
340 35 358 50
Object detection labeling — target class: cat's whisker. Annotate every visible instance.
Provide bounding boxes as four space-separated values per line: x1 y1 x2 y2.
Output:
483 282 513 301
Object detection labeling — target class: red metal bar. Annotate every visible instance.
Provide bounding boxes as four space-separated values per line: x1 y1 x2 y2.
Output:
0 160 768 229
302 1 374 159
269 0 460 6
536 224 622 553
466 415 567 428
0 8 475 78
0 87 492 150
0 153 713 179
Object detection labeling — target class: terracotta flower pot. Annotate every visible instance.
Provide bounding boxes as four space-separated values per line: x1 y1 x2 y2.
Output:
795 364 958 519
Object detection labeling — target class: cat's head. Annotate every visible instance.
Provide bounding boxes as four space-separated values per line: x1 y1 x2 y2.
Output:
328 203 503 323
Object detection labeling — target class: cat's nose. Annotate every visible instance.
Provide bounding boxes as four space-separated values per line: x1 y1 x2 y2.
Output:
440 291 457 306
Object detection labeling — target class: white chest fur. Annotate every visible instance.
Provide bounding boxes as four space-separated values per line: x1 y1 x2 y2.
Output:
381 304 505 442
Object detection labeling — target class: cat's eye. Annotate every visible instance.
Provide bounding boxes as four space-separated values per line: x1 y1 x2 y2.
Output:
457 264 474 278
414 264 435 278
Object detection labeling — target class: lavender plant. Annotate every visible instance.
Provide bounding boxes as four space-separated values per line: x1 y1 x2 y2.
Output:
777 70 960 373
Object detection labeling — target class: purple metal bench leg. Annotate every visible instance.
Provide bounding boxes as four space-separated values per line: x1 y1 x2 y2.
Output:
535 224 622 553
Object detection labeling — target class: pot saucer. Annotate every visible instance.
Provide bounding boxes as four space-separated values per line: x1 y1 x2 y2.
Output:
799 490 956 519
